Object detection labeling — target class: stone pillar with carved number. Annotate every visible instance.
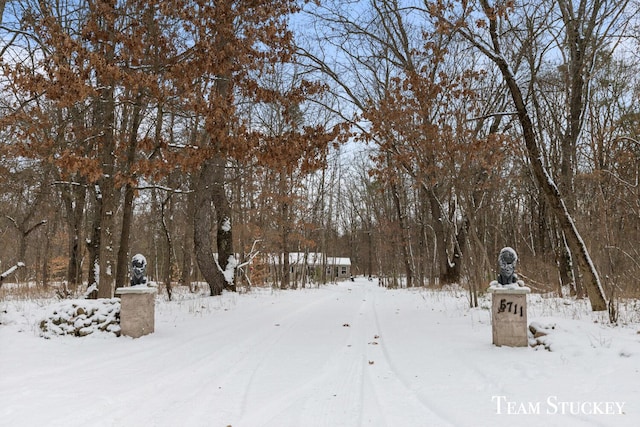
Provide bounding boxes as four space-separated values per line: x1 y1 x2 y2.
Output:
115 286 156 338
488 286 531 347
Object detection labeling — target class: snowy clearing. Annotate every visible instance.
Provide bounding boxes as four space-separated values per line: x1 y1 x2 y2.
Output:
1 277 640 427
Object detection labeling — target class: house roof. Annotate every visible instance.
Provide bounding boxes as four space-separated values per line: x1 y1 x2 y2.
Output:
267 252 351 266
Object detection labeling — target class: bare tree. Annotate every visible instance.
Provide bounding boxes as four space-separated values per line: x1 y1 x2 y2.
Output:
431 0 610 310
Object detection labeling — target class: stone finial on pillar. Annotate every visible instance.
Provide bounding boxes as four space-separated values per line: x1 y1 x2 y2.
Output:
488 247 530 347
497 247 519 286
116 253 156 338
131 253 148 286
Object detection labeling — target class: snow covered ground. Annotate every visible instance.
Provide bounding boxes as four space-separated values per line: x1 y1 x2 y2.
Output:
1 277 639 427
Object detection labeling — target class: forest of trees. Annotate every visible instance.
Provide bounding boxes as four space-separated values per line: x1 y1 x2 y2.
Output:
1 0 640 312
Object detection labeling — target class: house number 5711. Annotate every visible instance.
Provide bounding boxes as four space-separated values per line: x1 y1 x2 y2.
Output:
497 298 524 317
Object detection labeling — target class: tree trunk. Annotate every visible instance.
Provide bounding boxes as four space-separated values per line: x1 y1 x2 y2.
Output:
321 167 332 285
161 195 173 300
194 157 230 296
95 1 117 299
367 228 373 280
213 160 235 292
115 97 144 290
87 188 102 299
426 186 460 284
557 1 589 294
116 184 135 290
61 179 86 287
41 224 51 288
391 180 414 287
280 172 290 289
96 113 116 299
180 183 196 291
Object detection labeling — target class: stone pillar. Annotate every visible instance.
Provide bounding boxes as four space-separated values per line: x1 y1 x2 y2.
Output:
115 286 157 338
487 286 530 347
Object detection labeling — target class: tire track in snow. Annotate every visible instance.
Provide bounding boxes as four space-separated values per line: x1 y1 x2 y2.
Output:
235 290 341 418
367 287 532 426
292 283 456 426
120 299 317 425
172 287 346 426
235 286 374 426
367 286 457 426
377 292 516 424
35 289 342 427
296 294 379 427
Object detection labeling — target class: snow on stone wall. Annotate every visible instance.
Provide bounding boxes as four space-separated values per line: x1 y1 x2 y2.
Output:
39 299 121 338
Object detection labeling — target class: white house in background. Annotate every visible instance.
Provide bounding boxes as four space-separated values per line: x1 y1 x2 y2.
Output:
266 252 352 281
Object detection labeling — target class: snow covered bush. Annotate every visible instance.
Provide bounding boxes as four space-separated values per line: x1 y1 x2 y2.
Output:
39 299 121 338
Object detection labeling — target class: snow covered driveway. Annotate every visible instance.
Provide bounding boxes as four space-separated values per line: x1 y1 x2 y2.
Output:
1 279 639 426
